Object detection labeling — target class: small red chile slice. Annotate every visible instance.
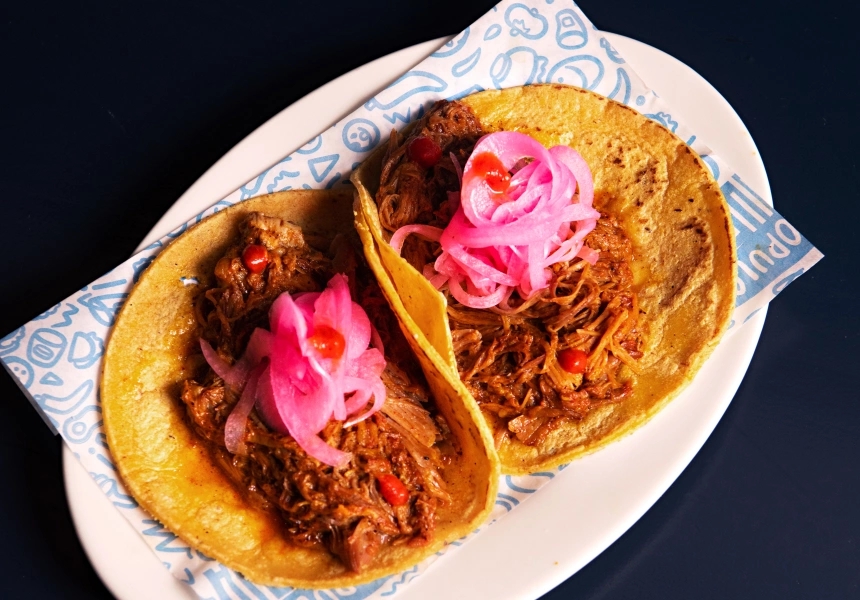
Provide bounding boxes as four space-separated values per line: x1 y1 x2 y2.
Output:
242 244 268 273
558 348 588 374
377 474 409 506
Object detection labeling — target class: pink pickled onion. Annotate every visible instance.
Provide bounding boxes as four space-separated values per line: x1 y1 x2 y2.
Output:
253 273 387 467
200 339 232 383
204 273 388 468
224 361 266 455
369 323 384 356
390 131 600 308
200 328 272 390
389 225 442 255
576 244 600 265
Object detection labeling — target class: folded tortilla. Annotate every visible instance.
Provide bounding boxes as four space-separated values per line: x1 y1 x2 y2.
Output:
101 189 499 587
352 84 736 474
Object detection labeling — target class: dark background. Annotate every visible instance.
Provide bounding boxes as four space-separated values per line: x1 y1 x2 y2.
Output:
1 1 857 598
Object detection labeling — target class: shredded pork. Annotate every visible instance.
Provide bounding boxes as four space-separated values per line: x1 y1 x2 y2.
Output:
182 214 451 572
375 100 644 447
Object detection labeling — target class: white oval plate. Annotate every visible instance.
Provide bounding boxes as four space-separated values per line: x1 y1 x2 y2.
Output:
63 33 769 600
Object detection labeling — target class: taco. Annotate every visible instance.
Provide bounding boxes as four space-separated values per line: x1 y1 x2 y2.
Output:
101 189 499 588
352 84 736 475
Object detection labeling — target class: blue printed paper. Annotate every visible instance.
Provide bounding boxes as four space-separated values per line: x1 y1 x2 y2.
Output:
0 1 822 598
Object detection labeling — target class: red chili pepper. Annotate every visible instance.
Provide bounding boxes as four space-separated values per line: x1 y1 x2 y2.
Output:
241 244 268 274
471 152 511 194
308 325 345 360
558 348 588 374
377 474 410 507
407 136 442 168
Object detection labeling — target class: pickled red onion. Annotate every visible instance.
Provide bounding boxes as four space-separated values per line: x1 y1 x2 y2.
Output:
390 225 442 255
200 339 232 383
204 274 387 468
200 328 272 390
224 361 266 455
391 131 600 308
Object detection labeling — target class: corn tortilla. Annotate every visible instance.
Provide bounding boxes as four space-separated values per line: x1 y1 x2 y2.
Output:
352 84 736 475
101 189 499 587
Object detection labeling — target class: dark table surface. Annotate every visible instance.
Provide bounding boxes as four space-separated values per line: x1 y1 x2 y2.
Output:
1 1 857 598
